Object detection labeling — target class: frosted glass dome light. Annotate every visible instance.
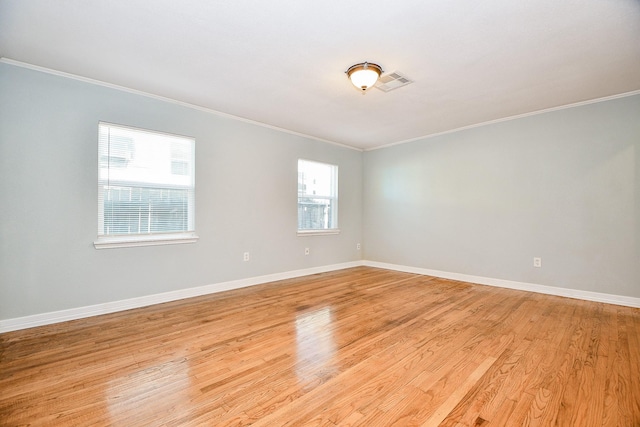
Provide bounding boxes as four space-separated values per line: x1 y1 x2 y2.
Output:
346 62 383 92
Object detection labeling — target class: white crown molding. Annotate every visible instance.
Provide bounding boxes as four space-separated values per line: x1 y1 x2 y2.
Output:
7 58 637 154
3 260 638 333
363 261 640 308
4 58 637 153
368 89 640 151
0 261 362 333
0 57 361 152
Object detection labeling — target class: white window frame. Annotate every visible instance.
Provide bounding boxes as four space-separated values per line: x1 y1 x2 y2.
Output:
297 159 340 236
94 122 198 249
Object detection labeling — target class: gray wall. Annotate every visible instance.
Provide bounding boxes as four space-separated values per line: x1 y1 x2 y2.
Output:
0 63 363 320
2 61 638 322
363 94 640 298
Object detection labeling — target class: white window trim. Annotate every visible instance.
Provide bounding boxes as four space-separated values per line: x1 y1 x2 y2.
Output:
96 122 196 249
297 159 339 233
94 232 199 249
297 229 341 237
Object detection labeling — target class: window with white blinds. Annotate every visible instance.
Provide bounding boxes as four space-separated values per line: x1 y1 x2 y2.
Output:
94 122 197 249
297 159 339 235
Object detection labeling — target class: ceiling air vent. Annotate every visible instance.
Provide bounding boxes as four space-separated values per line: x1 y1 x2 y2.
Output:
374 71 413 92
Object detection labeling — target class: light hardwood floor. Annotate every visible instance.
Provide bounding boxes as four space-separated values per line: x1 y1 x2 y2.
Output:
1 267 639 426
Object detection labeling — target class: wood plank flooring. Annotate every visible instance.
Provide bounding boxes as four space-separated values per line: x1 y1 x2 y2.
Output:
1 267 639 426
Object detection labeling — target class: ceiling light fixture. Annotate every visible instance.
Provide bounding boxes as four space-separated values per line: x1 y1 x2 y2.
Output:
346 62 383 93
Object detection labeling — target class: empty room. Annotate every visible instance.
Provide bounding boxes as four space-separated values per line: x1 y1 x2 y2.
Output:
1 1 639 426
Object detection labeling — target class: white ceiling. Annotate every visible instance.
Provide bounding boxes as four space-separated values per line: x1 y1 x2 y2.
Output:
1 0 639 150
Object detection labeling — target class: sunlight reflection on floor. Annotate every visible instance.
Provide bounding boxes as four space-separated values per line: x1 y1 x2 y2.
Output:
295 306 337 384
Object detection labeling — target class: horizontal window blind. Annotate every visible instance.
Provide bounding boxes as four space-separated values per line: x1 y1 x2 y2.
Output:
297 159 338 230
97 123 195 238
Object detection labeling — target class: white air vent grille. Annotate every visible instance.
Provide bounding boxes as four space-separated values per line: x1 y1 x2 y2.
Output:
375 71 413 92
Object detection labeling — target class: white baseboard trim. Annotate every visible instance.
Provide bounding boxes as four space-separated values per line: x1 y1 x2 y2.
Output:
363 260 640 308
0 261 363 333
3 260 638 333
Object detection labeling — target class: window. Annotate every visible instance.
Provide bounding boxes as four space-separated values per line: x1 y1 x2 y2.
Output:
297 159 339 235
94 122 197 249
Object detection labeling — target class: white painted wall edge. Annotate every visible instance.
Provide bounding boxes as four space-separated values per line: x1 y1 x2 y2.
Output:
0 261 362 333
363 261 640 308
3 260 638 333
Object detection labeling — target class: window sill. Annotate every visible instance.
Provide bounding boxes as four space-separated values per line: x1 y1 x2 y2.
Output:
297 229 341 237
94 233 199 249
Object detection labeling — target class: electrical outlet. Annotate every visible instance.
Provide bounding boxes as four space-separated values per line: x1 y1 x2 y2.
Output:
304 248 310 255
356 243 361 250
243 252 250 262
533 257 541 268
